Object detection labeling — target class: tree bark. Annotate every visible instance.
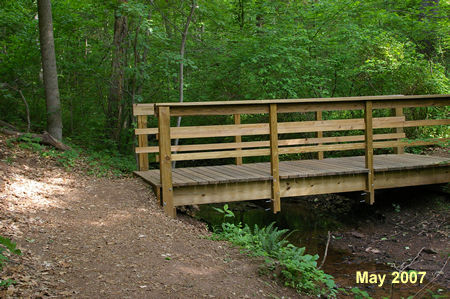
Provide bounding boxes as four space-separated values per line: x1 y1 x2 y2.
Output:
37 0 63 141
107 0 129 143
173 0 196 168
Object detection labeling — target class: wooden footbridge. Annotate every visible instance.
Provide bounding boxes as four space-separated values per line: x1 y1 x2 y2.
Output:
133 95 450 217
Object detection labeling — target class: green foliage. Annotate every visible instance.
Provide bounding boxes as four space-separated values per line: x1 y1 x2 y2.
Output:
351 287 372 299
9 136 135 177
46 146 135 177
1 0 449 160
392 203 401 213
425 289 447 299
13 134 43 151
212 204 235 221
0 236 21 288
211 208 337 297
83 149 136 177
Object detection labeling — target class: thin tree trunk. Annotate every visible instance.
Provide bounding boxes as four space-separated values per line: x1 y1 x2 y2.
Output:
17 90 31 133
173 0 196 168
419 0 439 57
37 0 63 140
107 0 128 143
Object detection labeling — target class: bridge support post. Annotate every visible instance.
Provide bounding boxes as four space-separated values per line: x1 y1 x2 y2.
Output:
158 106 176 218
137 115 149 171
234 114 243 165
316 111 324 160
393 107 405 154
269 104 281 213
364 101 375 204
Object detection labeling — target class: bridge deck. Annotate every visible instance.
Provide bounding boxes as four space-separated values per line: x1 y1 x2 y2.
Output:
135 154 449 188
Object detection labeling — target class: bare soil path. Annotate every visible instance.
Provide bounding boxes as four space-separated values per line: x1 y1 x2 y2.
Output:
0 135 299 298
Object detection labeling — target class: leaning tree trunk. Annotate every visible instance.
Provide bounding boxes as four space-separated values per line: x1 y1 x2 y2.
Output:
107 0 128 143
172 0 196 168
37 0 63 141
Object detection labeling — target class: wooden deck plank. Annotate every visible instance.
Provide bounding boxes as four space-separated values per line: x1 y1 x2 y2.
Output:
375 154 446 170
308 159 364 175
134 170 161 186
344 154 449 172
196 166 242 184
244 163 272 175
277 163 307 178
283 160 340 177
282 161 325 177
293 159 346 176
171 171 200 186
208 165 258 182
135 154 449 188
325 157 366 170
331 156 369 170
278 163 306 179
174 168 215 185
221 165 271 181
180 166 231 183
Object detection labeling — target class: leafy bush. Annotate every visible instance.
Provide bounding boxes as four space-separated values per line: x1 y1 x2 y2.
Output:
211 206 337 297
351 287 372 299
0 236 21 288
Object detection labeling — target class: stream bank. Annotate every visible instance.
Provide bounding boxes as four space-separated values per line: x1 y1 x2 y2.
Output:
190 186 450 298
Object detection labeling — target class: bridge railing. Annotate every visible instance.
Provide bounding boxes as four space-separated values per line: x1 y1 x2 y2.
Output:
133 95 449 217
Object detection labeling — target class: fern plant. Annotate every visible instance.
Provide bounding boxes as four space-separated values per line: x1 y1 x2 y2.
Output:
211 206 337 297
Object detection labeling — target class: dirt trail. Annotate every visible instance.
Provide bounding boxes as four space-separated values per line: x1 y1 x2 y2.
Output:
0 136 299 298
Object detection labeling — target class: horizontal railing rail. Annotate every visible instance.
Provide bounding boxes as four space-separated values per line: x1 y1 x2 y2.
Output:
133 94 450 217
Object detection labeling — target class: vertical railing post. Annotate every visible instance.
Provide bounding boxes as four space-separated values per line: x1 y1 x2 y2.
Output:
234 114 243 165
158 106 176 218
137 115 149 171
364 101 375 205
269 104 281 213
316 110 324 160
393 107 405 154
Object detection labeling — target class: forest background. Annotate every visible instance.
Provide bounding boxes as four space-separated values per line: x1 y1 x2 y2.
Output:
1 0 449 172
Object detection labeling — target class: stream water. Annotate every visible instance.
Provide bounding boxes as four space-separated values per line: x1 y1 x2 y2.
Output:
193 188 449 298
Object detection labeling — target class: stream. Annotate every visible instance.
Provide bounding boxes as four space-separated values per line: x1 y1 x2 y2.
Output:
192 187 449 298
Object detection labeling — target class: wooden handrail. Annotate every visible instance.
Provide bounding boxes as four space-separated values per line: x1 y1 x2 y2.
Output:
134 94 449 217
133 94 449 117
154 94 448 107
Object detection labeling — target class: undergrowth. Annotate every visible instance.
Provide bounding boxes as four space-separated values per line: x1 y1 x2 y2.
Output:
211 205 338 297
0 236 21 288
6 134 136 177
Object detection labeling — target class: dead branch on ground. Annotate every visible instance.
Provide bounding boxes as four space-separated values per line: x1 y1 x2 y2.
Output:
318 231 332 269
0 127 71 151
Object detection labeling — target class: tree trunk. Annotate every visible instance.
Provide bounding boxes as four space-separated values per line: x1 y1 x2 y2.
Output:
172 0 196 168
107 0 128 143
419 0 439 58
37 0 63 140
